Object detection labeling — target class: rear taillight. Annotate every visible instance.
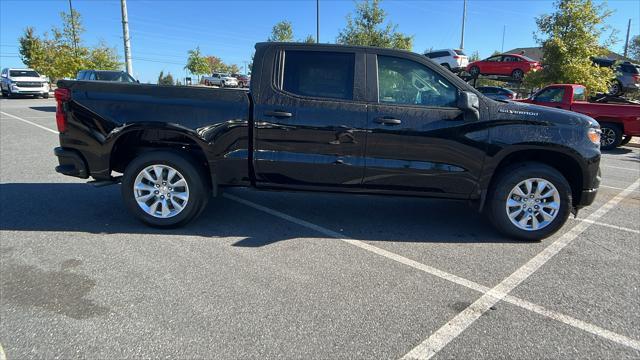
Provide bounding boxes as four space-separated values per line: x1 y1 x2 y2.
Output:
54 88 70 133
453 55 460 59
633 74 640 84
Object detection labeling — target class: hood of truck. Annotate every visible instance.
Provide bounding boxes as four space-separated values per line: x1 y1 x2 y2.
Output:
10 76 46 83
497 101 599 128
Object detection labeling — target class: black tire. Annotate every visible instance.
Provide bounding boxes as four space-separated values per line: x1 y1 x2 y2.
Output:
220 81 225 88
42 92 50 99
599 123 623 150
121 151 210 228
441 63 452 71
608 81 622 96
487 162 572 241
469 66 480 78
620 135 632 146
511 69 524 81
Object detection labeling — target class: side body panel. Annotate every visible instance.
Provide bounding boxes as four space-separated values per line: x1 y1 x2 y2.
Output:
57 80 251 185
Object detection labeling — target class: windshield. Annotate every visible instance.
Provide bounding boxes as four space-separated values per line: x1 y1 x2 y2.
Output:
454 50 466 56
95 71 136 82
10 70 40 77
520 55 536 62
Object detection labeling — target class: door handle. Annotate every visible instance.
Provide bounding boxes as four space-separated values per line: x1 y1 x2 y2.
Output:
264 110 292 118
374 116 402 125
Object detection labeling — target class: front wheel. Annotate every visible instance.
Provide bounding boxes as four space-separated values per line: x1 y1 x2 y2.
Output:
219 81 225 88
121 151 210 228
600 123 623 150
488 163 571 241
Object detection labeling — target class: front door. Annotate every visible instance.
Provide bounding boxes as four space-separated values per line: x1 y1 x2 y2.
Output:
253 49 367 189
363 53 485 196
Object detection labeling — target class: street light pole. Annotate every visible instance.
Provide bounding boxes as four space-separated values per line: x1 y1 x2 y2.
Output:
623 18 631 58
120 0 133 75
316 0 320 43
68 0 78 58
460 0 467 49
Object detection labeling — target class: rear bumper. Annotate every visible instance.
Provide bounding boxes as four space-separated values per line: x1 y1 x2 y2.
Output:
54 147 88 178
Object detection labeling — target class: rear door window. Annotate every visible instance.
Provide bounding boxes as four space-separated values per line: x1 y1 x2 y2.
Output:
573 87 586 101
282 50 355 100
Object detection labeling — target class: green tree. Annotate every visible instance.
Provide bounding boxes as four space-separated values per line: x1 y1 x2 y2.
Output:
18 10 119 82
524 0 615 93
157 71 174 85
302 35 316 44
337 0 412 50
469 50 480 62
268 21 294 42
629 35 640 62
184 47 210 80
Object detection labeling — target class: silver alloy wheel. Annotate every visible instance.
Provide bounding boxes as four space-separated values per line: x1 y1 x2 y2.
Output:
133 164 189 218
608 83 620 95
505 178 560 231
601 127 616 147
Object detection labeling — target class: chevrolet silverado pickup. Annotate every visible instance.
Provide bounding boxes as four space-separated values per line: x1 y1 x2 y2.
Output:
53 42 602 240
519 84 640 150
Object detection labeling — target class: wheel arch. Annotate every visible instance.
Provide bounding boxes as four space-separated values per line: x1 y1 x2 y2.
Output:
108 124 216 194
480 148 585 212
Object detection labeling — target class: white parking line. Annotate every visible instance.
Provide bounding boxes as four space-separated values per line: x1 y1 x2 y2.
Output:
600 184 627 191
0 111 58 134
402 179 640 360
574 218 640 234
602 165 639 172
224 189 640 355
0 342 6 360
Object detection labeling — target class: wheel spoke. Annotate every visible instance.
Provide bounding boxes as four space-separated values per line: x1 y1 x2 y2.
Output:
172 192 188 201
524 180 533 195
172 178 187 187
507 198 522 208
136 193 155 202
153 166 165 182
167 168 177 184
534 180 547 197
160 199 170 217
170 198 183 211
142 169 155 182
531 215 540 230
540 209 555 221
135 182 155 192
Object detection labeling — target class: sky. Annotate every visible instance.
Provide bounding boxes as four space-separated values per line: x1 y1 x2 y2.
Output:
1 0 638 83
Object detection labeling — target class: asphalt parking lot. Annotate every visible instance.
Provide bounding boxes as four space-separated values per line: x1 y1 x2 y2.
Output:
1 96 639 359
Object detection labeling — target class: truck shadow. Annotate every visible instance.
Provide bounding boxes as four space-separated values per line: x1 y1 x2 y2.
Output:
29 106 56 112
0 183 520 245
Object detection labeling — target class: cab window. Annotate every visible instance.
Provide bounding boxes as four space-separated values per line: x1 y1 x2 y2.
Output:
573 87 586 101
282 50 355 100
534 87 565 103
377 55 457 107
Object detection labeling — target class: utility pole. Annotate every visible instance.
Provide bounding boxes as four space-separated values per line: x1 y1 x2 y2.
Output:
316 0 320 43
460 0 467 49
68 0 78 58
120 0 133 75
623 18 631 58
501 25 505 52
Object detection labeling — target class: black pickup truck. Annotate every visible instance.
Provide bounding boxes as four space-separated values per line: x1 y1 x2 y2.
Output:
54 42 601 240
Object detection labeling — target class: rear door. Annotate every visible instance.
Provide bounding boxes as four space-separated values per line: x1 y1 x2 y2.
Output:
253 47 368 189
363 52 485 196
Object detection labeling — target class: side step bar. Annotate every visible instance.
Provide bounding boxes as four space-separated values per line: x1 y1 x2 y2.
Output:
88 176 122 187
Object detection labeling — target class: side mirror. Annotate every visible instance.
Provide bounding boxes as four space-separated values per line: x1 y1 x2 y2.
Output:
458 91 480 121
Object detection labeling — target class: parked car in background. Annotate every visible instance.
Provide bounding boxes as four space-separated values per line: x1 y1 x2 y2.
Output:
518 84 640 150
232 74 251 88
1 68 50 98
610 62 640 96
424 49 468 72
476 86 517 100
53 42 602 240
591 58 640 96
202 73 238 87
76 70 138 83
467 54 541 81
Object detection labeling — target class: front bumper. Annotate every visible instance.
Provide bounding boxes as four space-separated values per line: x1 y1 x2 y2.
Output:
577 168 601 208
54 147 88 178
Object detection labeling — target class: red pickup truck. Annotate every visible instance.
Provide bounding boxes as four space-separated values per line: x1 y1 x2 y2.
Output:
519 84 640 149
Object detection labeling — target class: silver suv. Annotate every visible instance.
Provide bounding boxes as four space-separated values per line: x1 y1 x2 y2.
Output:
424 49 469 73
609 62 639 96
1 68 50 98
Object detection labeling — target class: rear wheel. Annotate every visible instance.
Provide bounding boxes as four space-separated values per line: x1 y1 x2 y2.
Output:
469 66 480 78
488 163 571 241
608 81 622 96
599 123 623 150
121 151 210 228
511 69 524 81
41 93 50 99
220 81 225 88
